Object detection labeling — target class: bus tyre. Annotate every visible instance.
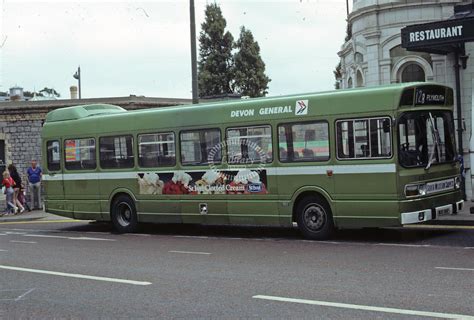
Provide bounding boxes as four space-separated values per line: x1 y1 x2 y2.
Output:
296 196 334 240
111 195 138 233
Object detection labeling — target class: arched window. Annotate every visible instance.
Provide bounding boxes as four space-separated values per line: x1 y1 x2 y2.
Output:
356 70 364 87
401 63 425 83
348 77 353 88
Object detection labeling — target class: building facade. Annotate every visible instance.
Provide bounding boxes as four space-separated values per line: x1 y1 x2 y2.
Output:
0 96 190 181
338 0 474 199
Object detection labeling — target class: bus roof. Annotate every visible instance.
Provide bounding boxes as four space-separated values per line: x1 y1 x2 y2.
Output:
42 82 452 138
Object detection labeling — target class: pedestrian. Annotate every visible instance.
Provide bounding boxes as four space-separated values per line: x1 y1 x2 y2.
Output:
27 159 42 210
8 164 25 214
18 184 31 212
2 170 17 215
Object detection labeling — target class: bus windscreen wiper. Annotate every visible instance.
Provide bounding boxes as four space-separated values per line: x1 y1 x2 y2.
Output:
425 112 441 170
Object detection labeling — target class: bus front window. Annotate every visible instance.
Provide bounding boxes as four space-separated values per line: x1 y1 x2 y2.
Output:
398 111 456 168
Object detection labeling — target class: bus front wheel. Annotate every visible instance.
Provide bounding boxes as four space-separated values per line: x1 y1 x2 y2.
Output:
111 195 138 233
296 196 334 240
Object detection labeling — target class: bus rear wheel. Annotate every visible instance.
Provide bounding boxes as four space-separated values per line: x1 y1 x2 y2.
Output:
296 196 334 240
111 195 138 233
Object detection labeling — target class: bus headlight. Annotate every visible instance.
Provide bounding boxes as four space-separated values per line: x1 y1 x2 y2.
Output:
405 184 426 197
455 176 461 189
418 184 427 196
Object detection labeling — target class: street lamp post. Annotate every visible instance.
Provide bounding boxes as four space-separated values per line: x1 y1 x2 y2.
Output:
190 0 199 104
73 66 82 99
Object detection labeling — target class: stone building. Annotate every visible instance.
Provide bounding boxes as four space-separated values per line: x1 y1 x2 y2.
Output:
0 96 190 180
338 0 474 199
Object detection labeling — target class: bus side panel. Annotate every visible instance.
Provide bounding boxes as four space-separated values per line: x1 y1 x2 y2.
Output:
277 169 334 224
181 196 228 225
227 173 280 226
63 173 102 220
138 196 181 224
333 170 399 228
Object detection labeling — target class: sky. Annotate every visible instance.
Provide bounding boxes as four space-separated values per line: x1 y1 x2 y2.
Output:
0 0 348 99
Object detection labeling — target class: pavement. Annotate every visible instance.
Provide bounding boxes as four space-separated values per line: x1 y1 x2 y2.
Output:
0 209 50 223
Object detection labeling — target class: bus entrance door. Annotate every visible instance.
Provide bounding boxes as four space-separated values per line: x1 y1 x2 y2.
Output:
43 140 66 215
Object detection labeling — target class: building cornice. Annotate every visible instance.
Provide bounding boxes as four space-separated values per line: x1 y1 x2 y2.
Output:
349 0 461 23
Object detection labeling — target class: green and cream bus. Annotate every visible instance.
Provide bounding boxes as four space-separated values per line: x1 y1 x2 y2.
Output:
41 83 463 239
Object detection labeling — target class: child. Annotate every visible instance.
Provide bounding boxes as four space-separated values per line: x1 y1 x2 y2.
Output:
2 170 18 215
18 184 30 212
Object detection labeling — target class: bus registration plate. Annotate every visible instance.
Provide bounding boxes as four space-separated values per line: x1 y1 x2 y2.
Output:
436 205 452 216
425 179 455 194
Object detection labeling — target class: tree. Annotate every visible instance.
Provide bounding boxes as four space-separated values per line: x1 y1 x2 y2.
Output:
344 21 352 42
39 87 60 98
333 61 342 89
23 91 44 98
233 26 270 97
198 3 234 97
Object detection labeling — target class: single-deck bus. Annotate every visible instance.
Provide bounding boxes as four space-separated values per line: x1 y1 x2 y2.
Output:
42 83 463 239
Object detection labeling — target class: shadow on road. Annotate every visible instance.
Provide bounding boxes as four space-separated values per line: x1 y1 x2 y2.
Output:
57 221 474 247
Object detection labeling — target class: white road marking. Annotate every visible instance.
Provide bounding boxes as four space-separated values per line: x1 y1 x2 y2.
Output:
253 295 474 319
0 265 152 286
436 267 474 272
23 234 68 239
10 240 36 244
22 234 115 241
169 250 211 255
70 237 115 241
15 288 36 301
0 233 6 236
464 247 474 250
5 232 27 235
377 243 432 248
174 235 209 239
0 249 7 252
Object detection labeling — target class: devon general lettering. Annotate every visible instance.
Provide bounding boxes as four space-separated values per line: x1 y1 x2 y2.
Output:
409 25 463 42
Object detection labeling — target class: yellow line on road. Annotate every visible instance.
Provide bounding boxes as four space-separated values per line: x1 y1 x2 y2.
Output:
0 219 86 225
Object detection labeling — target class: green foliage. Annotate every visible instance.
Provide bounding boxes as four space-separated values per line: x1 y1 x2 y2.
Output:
198 3 234 97
39 87 60 98
233 26 270 97
23 91 44 98
334 61 342 89
345 21 352 42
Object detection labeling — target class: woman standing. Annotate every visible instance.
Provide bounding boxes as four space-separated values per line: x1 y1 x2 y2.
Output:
8 164 25 214
2 170 17 215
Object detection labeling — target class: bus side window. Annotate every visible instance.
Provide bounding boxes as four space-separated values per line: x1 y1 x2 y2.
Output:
64 138 96 170
47 140 61 171
180 129 221 165
226 125 272 164
99 135 134 169
138 132 176 168
336 117 391 160
278 121 329 162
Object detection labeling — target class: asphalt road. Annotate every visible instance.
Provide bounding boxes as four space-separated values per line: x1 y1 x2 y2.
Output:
1 220 473 319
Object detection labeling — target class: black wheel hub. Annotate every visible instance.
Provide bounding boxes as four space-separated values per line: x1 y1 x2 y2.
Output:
116 202 132 227
303 204 326 231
